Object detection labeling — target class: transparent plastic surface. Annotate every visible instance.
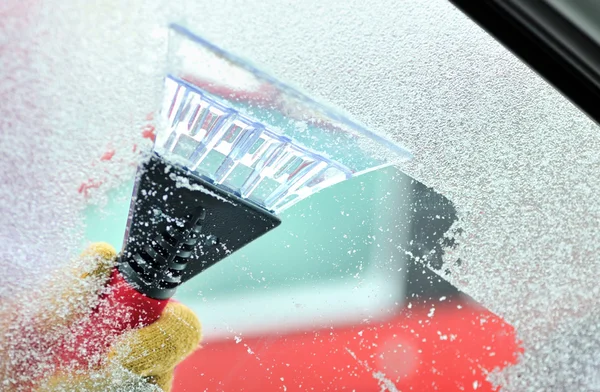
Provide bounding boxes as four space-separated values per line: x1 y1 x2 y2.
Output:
154 24 411 213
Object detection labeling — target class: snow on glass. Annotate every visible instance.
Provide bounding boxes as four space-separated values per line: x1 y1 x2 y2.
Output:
2 0 600 391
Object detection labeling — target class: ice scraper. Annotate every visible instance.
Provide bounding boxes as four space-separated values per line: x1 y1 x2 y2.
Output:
65 24 411 363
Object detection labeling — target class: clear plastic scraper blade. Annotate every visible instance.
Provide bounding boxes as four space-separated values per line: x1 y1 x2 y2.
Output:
154 24 412 214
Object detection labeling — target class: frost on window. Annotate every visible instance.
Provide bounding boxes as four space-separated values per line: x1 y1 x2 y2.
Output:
2 0 599 391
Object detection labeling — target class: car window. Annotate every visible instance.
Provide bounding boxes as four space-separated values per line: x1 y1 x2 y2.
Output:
2 0 598 391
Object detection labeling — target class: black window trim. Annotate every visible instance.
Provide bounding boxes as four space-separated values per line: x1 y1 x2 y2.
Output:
448 0 600 125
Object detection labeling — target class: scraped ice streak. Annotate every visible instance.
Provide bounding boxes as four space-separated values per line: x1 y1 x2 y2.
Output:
168 172 237 205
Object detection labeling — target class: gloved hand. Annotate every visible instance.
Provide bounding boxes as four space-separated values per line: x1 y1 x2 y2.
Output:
1 243 202 392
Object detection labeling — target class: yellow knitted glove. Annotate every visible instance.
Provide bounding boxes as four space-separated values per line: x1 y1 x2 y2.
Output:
38 243 202 392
